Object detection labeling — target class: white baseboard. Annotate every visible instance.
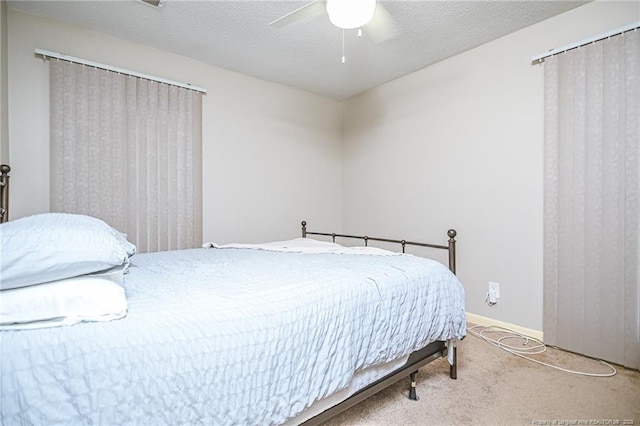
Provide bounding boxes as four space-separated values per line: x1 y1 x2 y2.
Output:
465 312 544 341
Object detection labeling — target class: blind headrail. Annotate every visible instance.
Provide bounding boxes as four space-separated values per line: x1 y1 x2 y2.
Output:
35 48 207 94
531 21 639 65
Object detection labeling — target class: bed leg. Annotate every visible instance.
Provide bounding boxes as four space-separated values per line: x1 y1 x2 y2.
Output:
408 371 419 401
447 339 458 380
449 347 457 379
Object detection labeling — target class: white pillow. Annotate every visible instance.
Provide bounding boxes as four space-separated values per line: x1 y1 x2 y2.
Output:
0 213 135 290
0 271 128 330
115 231 137 258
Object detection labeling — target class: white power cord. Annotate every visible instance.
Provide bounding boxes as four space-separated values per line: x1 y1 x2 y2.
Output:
469 324 617 377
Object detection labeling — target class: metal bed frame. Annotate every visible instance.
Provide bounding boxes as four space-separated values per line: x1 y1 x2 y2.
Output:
0 166 461 424
300 220 460 425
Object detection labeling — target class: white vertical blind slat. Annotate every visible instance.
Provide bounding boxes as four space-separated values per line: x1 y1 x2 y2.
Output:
147 80 159 253
87 66 101 219
623 30 640 369
583 40 604 358
167 85 178 250
74 64 89 216
111 72 127 233
50 60 64 212
175 88 187 248
543 56 559 347
137 79 149 253
157 85 169 252
125 75 138 250
192 92 203 248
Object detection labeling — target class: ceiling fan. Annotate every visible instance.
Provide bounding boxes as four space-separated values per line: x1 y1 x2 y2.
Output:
268 0 399 44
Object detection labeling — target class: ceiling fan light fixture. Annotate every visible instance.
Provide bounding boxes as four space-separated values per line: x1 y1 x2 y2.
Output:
326 0 376 30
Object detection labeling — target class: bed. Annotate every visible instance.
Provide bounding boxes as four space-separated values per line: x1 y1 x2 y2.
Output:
0 164 466 425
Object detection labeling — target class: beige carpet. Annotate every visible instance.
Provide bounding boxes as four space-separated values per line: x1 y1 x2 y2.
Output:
322 326 640 425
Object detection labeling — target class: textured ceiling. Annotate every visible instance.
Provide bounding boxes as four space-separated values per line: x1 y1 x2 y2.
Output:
7 0 588 100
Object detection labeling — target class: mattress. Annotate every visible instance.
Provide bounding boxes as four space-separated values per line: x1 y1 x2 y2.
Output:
1 244 466 425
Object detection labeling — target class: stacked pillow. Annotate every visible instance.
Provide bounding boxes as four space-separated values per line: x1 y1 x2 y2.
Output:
0 213 136 329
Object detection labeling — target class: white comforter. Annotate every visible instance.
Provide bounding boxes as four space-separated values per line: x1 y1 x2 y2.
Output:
1 241 466 425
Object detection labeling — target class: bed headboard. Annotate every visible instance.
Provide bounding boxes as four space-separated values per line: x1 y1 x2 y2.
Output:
301 220 457 274
1 164 10 223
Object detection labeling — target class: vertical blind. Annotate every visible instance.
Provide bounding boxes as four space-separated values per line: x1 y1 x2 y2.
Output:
543 30 639 369
50 59 203 252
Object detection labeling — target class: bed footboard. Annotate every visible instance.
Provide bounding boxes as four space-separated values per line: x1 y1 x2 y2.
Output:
301 220 457 274
299 221 462 424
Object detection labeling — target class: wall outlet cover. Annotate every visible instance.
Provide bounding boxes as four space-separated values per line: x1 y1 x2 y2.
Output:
488 282 500 299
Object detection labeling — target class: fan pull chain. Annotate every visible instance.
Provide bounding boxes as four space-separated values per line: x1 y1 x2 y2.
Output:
342 29 346 64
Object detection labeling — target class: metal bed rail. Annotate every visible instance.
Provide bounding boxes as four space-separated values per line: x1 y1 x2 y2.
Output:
301 220 457 274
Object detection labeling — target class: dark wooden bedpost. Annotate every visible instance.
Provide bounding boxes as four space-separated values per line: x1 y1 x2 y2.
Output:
447 229 457 275
0 164 10 223
301 221 307 238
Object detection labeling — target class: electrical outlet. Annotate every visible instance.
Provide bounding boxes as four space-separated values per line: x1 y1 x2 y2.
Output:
488 281 500 304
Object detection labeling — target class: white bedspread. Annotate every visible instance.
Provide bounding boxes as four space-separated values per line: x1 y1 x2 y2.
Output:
1 245 466 425
203 237 403 256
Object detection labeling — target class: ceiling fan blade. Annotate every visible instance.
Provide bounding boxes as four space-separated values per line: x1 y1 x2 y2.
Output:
268 0 326 28
364 3 400 43
140 0 162 7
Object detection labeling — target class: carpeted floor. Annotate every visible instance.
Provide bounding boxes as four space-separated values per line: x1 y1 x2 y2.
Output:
322 326 640 425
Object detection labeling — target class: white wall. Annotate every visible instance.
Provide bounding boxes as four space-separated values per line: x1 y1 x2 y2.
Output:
342 1 640 331
7 10 343 243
